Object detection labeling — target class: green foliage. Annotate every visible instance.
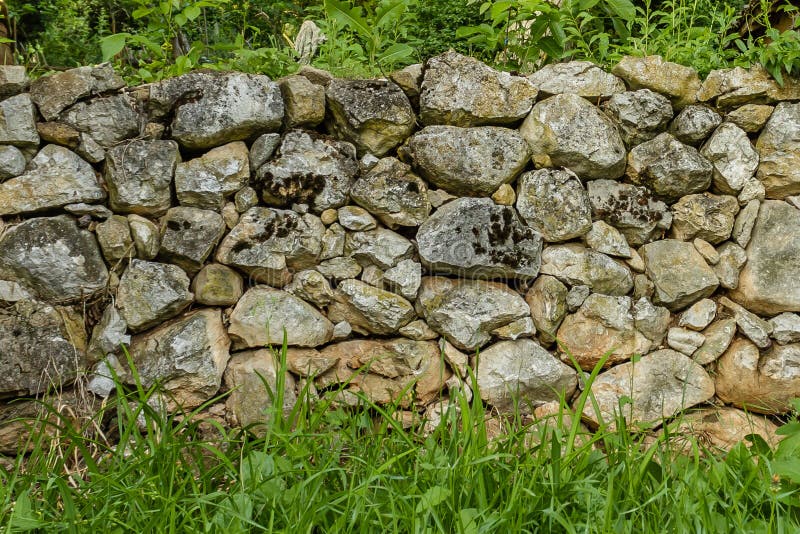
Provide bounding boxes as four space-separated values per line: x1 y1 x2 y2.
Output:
735 1 800 85
409 0 487 61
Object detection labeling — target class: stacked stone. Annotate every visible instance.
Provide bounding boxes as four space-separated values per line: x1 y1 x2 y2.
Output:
2 51 800 451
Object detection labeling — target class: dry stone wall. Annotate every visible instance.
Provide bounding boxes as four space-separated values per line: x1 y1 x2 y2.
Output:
2 51 800 450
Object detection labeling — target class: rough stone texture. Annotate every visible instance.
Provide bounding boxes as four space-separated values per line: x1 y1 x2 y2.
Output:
770 313 800 345
522 93 626 179
128 215 160 260
670 193 739 244
539 244 633 296
0 300 87 396
602 89 673 147
285 269 335 307
417 198 542 280
383 259 422 301
401 125 530 196
492 184 515 206
588 179 672 246
389 64 423 106
420 50 537 127
96 215 133 264
732 199 759 248
316 256 362 281
476 339 577 413
350 157 430 228
29 63 125 121
719 296 773 349
228 286 333 348
216 207 324 286
192 263 243 306
104 140 180 216
326 79 415 156
224 349 297 429
627 133 713 202
698 65 800 109
158 207 226 274
526 275 568 345
175 141 250 210
582 349 714 428
416 277 531 351
667 327 706 355
659 407 781 452
337 206 376 231
345 228 414 270
756 102 800 198
729 201 800 314
128 308 230 409
726 104 773 133
714 242 748 290
0 94 40 147
612 55 701 109
641 239 719 311
693 318 737 365
249 133 281 171
557 294 652 370
679 299 717 331
328 279 415 335
117 260 193 333
256 130 358 213
668 105 722 145
0 216 109 304
87 305 129 362
0 144 103 216
0 66 29 100
147 71 283 150
632 297 670 344
516 168 592 242
59 94 139 148
0 145 26 181
279 75 326 129
716 339 800 414
584 221 631 258
527 61 624 100
701 123 759 194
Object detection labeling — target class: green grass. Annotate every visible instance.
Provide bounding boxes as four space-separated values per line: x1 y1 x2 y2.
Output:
1 345 800 532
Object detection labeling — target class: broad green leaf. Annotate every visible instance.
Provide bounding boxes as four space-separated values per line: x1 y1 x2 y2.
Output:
132 7 154 19
378 43 414 65
324 0 372 41
604 0 636 20
415 486 451 513
184 5 202 21
100 33 129 61
174 12 187 26
375 0 407 29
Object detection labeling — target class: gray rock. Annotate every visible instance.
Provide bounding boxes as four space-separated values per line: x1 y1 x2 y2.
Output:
416 277 531 351
719 296 773 349
383 259 422 300
316 256 362 281
0 66 30 100
328 279 415 335
632 297 670 344
326 79 415 156
360 264 384 287
64 203 113 219
86 355 125 398
732 199 759 247
525 275 568 344
129 308 230 409
667 327 706 356
96 215 134 264
87 305 130 361
192 263 244 306
566 284 591 313
693 238 720 265
602 89 673 147
0 94 40 147
0 145 26 181
256 130 358 213
476 339 577 413
417 198 542 280
216 207 323 286
713 242 747 290
234 186 259 214
104 140 180 216
428 188 456 208
229 286 333 348
770 313 800 345
738 177 766 205
401 125 530 196
398 320 438 341
59 94 139 148
698 65 800 109
627 133 713 202
701 123 759 194
491 316 536 340
279 75 326 129
0 280 33 304
389 63 423 106
221 202 239 229
693 318 737 365
159 207 226 274
350 157 431 228
516 168 592 242
632 274 655 301
117 260 193 333
224 349 297 429
522 93 626 179
0 216 109 304
175 141 250 210
756 102 800 198
320 223 346 260
420 50 537 127
345 228 414 270
539 244 633 296
29 63 125 121
337 206 376 231
127 215 160 260
641 239 719 311
726 104 773 133
0 145 103 215
668 105 722 145
585 220 631 258
332 321 352 341
527 61 624 100
679 299 717 331
148 71 283 150
284 269 335 307
670 193 739 244
249 133 281 171
588 179 672 246
612 55 701 109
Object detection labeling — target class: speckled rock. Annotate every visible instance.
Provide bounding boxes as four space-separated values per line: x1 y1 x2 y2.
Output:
679 299 717 331
527 61 624 100
158 207 226 274
249 133 281 171
116 260 193 333
0 145 26 181
0 94 40 147
725 104 773 133
668 105 722 145
59 94 139 148
584 220 631 258
345 228 414 270
770 313 800 345
104 140 180 216
632 297 670 344
526 275 568 345
539 244 633 296
697 64 800 109
602 89 673 147
383 259 422 301
515 168 592 242
175 141 250 210
29 63 124 121
719 296 773 349
756 102 800 198
96 215 133 264
350 157 430 228
279 74 326 128
612 55 701 109
701 123 759 194
336 206 376 231
284 269 335 307
641 239 719 311
713 241 747 290
328 279 415 335
588 179 672 246
670 193 739 244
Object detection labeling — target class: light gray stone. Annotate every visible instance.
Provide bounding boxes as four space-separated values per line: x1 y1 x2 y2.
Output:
732 199 759 248
713 242 747 290
701 122 758 194
670 192 739 244
528 61 624 100
327 279 415 335
337 206 376 231
249 133 281 171
383 259 422 301
0 65 29 100
491 316 536 340
398 320 438 341
64 203 113 219
127 215 160 260
771 313 800 345
159 207 226 274
175 141 250 210
96 215 133 264
539 244 633 296
117 260 193 333
679 299 717 331
349 157 431 228
104 140 180 216
29 63 124 120
345 227 414 270
224 349 297 429
632 297 670 344
602 89 673 147
668 105 722 145
59 94 139 148
566 285 591 313
667 327 706 356
515 168 592 242
719 296 773 349
585 220 631 258
284 269 335 307
756 102 800 198
641 239 719 311
693 318 736 365
320 222 345 260
0 94 40 147
87 305 130 362
0 145 26 181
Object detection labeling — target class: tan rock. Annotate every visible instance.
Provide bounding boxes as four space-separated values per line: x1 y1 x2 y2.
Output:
224 349 296 430
612 55 701 109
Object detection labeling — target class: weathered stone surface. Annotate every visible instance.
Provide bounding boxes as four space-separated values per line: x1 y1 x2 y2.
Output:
59 94 139 147
345 228 414 270
249 133 280 171
284 347 338 377
0 145 26 181
0 94 40 147
612 55 701 109
693 318 736 365
582 349 714 428
148 71 283 150
279 75 325 129
285 269 335 307
350 157 430 228
117 260 193 333
558 294 652 370
729 201 800 314
732 199 759 247
699 123 759 194
428 188 456 208
491 316 535 340
588 179 672 246
714 241 748 290
216 207 324 286
87 304 129 362
585 221 631 258
29 63 124 121
328 279 415 335
627 133 713 202
738 177 766 205
326 79 415 156
694 238 720 265
632 297 670 344
602 89 673 147
0 300 87 396
670 193 739 244
516 168 592 242
383 259 421 301
756 102 800 198
522 93 626 179
659 407 781 452
528 61 624 100
668 105 722 145
105 140 180 216
224 349 297 429
716 339 800 414
770 313 800 345
402 125 530 196
525 275 568 345
420 50 537 127
175 141 250 210
416 277 531 351
0 65 29 100
726 104 773 133
229 286 333 348
399 319 438 341
491 184 515 206
539 244 633 296
96 215 133 264
417 198 542 279
158 207 226 274
0 216 108 304
129 308 230 409
567 284 591 312
698 65 800 109
316 256 362 281
475 339 577 413
0 144 103 215
128 215 160 260
679 299 717 331
336 206 376 231
192 263 243 306
256 130 358 213
667 327 706 355
719 296 773 349
320 223 346 260
641 239 719 311
389 63 423 106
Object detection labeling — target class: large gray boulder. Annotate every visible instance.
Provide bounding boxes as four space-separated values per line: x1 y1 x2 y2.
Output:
59 94 140 147
527 61 624 100
29 63 125 121
0 94 39 147
174 141 250 210
515 168 592 242
327 279 415 335
670 193 739 244
116 260 193 333
602 89 673 147
756 102 800 198
104 140 180 216
612 55 701 109
588 179 672 246
349 157 431 228
641 239 719 311
416 198 543 280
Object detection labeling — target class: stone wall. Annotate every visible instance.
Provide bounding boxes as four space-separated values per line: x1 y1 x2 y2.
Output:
2 51 800 451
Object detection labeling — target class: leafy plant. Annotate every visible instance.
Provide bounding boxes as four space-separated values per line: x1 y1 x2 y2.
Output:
735 0 800 85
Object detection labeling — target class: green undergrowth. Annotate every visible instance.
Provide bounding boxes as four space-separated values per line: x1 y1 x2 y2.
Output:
2 344 800 532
